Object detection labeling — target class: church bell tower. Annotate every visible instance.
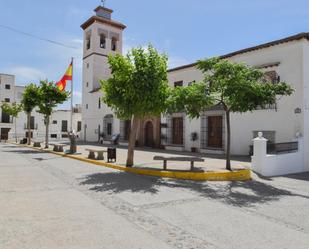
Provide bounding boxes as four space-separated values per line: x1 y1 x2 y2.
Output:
80 4 126 141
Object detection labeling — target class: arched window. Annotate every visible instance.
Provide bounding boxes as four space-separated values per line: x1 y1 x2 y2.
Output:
100 34 106 49
111 37 117 51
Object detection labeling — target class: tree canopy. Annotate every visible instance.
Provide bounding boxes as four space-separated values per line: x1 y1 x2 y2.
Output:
1 102 23 118
169 57 294 170
101 45 170 120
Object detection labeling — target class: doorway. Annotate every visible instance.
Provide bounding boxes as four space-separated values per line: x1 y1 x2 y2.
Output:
144 121 154 147
1 128 11 140
207 116 223 148
172 117 183 145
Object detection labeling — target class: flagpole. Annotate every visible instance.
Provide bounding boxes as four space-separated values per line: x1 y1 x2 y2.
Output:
70 57 74 132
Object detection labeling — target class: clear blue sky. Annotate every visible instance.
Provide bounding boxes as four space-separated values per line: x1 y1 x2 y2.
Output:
1 0 309 108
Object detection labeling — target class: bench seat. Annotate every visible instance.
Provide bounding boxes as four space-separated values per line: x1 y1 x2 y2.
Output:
85 148 107 160
153 156 204 170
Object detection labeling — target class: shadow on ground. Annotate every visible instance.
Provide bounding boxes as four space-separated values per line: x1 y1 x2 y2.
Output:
79 171 309 207
4 149 44 155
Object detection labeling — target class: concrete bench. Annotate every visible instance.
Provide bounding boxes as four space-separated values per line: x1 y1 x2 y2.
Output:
85 148 107 160
153 156 205 171
33 141 43 148
50 143 67 152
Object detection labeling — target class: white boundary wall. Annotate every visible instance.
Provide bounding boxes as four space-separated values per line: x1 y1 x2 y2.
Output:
251 132 306 177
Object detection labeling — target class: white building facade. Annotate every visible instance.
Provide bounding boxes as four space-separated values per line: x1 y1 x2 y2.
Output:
80 5 308 169
0 73 82 141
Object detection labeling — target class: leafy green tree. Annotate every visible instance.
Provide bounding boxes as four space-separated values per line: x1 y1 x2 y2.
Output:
21 83 40 145
101 45 169 166
170 57 294 170
37 80 69 148
1 102 23 143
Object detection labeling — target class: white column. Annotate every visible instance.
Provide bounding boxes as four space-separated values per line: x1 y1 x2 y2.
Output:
251 132 268 175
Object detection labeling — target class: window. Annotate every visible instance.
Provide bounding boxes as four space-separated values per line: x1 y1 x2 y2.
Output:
61 120 68 132
100 34 106 48
30 116 35 129
86 82 89 87
111 38 117 51
86 36 91 50
263 71 280 84
107 123 112 136
51 134 57 138
52 120 57 124
77 121 82 132
98 98 101 109
1 112 10 123
87 63 89 69
4 98 10 103
174 81 183 87
62 134 68 138
5 84 11 89
86 104 88 109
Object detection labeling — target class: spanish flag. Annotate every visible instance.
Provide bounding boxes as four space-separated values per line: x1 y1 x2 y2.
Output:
56 62 73 91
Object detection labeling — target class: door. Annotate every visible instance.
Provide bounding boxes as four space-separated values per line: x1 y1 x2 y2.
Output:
144 121 154 147
172 117 183 145
1 128 11 140
207 116 223 148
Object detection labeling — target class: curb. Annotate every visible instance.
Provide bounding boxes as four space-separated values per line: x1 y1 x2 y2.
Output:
10 143 251 181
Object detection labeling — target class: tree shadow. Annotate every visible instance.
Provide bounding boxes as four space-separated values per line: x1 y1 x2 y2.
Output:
79 172 161 194
4 149 44 154
79 171 309 207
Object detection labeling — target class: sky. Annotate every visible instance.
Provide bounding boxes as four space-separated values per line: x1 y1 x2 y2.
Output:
0 0 309 108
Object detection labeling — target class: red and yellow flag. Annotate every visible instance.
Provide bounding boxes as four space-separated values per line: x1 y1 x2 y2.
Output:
56 62 72 91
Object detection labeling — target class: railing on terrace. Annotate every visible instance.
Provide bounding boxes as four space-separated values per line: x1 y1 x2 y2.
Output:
250 141 298 155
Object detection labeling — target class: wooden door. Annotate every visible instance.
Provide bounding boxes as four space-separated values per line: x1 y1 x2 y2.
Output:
172 117 183 145
1 128 11 140
207 116 223 148
144 121 154 147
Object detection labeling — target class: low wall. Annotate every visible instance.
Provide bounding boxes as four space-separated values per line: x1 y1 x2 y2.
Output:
251 133 305 177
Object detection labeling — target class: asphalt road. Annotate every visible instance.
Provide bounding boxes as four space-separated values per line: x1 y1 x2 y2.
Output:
1 143 309 249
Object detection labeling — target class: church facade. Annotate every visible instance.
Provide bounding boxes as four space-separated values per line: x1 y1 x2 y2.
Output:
80 5 309 171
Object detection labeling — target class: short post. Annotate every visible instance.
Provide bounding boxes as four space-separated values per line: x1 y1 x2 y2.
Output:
251 132 268 175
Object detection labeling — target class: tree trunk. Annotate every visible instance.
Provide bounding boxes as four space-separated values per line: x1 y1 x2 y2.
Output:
14 116 17 143
45 116 50 149
225 109 231 171
27 112 31 145
126 115 139 167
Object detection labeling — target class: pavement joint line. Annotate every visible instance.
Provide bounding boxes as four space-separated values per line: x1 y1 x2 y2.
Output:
9 142 252 182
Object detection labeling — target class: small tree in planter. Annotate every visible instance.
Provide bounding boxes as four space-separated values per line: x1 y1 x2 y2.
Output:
101 45 169 167
190 132 198 152
37 80 69 148
1 102 23 143
21 83 40 145
168 58 293 170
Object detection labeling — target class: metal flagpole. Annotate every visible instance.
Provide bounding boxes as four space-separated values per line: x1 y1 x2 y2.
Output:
70 57 74 132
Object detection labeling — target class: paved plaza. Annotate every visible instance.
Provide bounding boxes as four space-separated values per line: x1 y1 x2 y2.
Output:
1 143 309 249
49 141 249 172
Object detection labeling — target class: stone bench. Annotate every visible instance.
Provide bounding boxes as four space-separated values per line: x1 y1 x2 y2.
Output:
153 156 205 171
50 143 67 152
33 141 43 148
85 148 107 160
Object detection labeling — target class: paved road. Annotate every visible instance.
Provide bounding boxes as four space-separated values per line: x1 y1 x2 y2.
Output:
1 143 309 249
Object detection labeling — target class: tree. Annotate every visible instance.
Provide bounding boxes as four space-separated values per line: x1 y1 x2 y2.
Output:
1 102 23 143
37 80 69 148
21 83 40 145
101 45 169 167
170 57 294 170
